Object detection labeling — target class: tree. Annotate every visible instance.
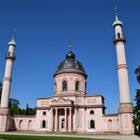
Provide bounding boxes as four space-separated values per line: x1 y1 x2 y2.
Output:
25 104 29 115
0 82 36 116
0 83 20 115
25 104 36 115
9 100 36 116
133 66 140 135
0 83 21 115
27 107 36 115
9 98 21 116
135 66 140 84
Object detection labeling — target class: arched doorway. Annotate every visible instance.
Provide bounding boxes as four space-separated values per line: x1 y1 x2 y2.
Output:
19 120 24 130
28 120 32 130
117 119 119 129
107 119 112 130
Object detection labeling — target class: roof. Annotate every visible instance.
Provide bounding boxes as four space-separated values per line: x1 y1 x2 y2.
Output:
103 113 118 117
54 50 87 77
8 37 16 46
112 15 123 27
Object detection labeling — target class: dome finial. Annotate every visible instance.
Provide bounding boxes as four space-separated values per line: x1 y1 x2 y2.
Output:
12 28 16 40
8 28 16 46
112 6 123 27
114 5 118 20
68 40 72 52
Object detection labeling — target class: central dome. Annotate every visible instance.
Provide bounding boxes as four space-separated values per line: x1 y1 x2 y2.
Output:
54 50 87 77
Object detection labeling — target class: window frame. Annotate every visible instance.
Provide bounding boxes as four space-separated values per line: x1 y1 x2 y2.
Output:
90 120 95 129
62 80 67 91
42 120 46 128
90 110 94 115
75 81 80 91
42 111 46 116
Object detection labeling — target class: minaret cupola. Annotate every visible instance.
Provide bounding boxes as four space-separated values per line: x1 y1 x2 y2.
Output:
6 37 16 61
112 14 123 27
8 37 16 46
113 12 126 44
6 29 16 61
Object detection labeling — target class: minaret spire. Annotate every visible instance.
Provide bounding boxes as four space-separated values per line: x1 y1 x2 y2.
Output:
8 29 16 46
113 6 123 27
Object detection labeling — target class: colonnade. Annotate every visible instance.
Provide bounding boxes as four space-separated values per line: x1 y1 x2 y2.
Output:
51 107 72 132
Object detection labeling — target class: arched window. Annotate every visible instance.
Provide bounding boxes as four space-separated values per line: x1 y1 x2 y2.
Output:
42 120 46 128
117 33 120 38
90 120 95 129
90 110 94 115
43 111 46 116
75 81 80 91
85 82 87 92
62 81 67 91
55 82 57 92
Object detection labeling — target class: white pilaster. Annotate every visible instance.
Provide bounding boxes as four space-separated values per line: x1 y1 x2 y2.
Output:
65 108 67 132
73 107 77 132
49 108 53 132
68 108 72 132
54 108 58 132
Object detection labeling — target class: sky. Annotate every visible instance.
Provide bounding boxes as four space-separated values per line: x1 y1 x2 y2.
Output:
0 0 140 114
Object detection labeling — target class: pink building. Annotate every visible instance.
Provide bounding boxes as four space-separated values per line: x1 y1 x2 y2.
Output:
0 14 134 134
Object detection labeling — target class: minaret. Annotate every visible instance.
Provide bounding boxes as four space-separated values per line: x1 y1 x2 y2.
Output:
113 12 134 134
0 36 16 131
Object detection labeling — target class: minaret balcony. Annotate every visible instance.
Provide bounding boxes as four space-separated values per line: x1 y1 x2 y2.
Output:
5 54 16 61
113 34 126 44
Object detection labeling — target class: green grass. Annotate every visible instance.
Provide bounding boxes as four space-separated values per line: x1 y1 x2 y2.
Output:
0 134 107 140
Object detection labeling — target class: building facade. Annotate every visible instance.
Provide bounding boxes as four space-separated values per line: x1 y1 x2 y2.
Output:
0 14 134 134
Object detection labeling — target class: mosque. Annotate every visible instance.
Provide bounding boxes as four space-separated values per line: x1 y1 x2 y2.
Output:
0 14 134 134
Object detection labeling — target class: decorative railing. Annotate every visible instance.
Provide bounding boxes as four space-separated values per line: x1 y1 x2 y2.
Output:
113 34 126 44
5 53 16 60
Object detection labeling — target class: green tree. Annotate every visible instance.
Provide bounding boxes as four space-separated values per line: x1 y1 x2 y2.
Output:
0 82 36 116
135 66 140 84
133 66 140 135
27 107 36 115
9 98 21 116
0 83 21 115
25 104 29 115
25 104 36 115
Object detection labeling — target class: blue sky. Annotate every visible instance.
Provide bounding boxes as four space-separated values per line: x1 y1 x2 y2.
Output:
0 0 140 114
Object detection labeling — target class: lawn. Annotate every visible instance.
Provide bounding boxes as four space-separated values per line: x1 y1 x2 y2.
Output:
0 134 107 140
